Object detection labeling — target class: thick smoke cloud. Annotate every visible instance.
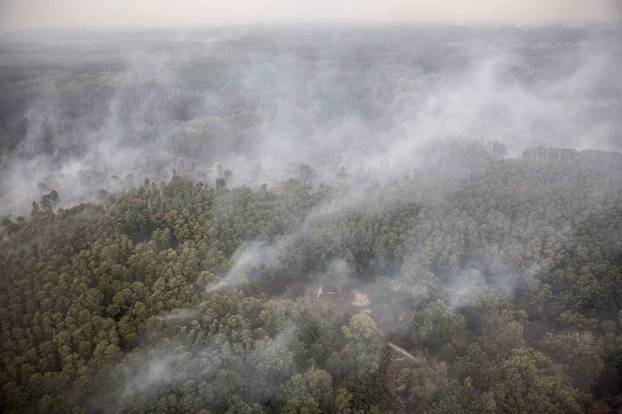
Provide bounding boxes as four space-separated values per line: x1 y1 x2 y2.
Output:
0 25 621 216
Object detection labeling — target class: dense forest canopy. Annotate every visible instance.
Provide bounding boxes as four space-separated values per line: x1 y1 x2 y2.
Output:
1 25 622 413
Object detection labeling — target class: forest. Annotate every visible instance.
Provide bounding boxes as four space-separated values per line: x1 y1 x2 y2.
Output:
2 140 622 413
1 24 622 413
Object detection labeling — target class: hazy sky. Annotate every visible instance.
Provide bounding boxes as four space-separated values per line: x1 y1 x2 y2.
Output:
1 0 621 31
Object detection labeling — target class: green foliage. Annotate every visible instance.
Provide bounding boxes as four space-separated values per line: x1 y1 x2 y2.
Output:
489 348 581 414
1 148 622 413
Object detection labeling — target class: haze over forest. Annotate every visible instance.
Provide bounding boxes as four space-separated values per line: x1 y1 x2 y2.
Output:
1 2 622 413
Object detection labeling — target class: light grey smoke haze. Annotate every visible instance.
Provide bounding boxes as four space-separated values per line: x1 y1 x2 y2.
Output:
1 24 621 215
1 0 621 31
105 322 296 412
1 4 621 412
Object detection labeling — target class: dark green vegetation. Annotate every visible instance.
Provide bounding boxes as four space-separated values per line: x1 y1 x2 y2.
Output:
1 143 621 413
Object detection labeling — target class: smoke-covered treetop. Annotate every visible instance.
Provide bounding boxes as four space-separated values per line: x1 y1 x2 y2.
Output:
1 24 621 414
1 25 621 215
1 135 622 412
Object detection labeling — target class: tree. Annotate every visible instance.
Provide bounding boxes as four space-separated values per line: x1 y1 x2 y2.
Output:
40 190 60 212
279 367 333 414
490 348 581 414
342 313 377 341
